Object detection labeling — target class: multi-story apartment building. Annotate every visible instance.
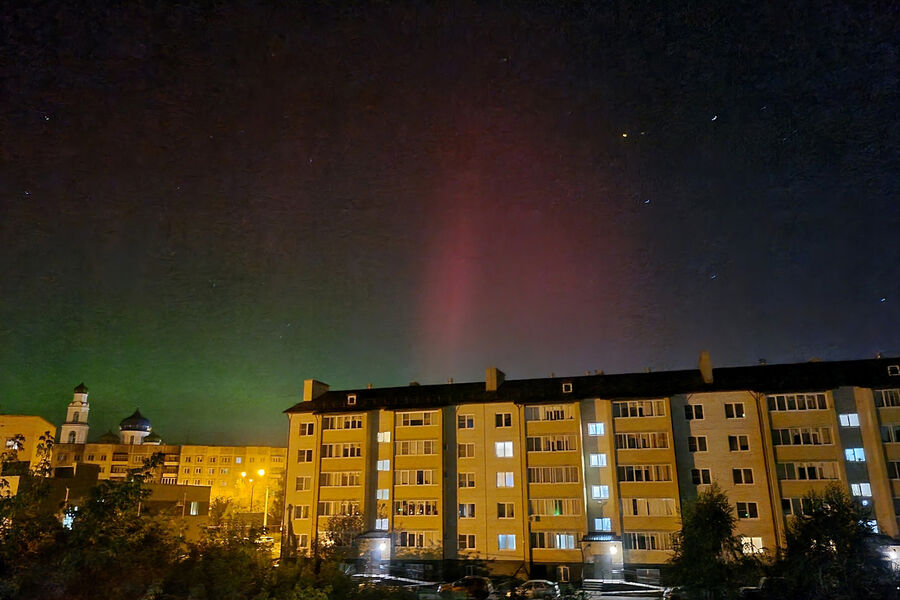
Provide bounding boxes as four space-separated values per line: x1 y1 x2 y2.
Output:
0 414 57 467
283 356 900 583
50 384 286 513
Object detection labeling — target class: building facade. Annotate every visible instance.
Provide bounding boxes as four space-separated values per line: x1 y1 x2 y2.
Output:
283 356 900 583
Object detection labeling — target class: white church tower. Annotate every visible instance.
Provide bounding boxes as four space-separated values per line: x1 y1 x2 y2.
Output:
60 382 90 444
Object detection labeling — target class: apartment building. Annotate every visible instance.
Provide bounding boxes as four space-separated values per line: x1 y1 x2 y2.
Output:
283 356 900 583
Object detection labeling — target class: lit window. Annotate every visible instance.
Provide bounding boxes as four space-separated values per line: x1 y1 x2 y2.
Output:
498 534 516 550
845 448 866 462
377 431 391 443
375 518 388 530
851 482 872 496
589 453 607 467
496 472 514 487
189 501 199 516
740 537 764 554
594 518 612 531
588 422 605 436
591 485 609 499
376 488 389 500
839 413 860 427
495 441 514 457
377 460 391 471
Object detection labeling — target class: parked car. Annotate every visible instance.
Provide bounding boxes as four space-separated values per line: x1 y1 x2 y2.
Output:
439 576 495 600
509 580 560 600
662 587 704 600
738 577 790 599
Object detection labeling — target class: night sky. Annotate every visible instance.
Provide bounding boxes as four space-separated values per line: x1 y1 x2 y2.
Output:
2 2 897 445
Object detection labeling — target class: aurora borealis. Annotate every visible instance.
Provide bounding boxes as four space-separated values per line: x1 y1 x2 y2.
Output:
2 2 897 445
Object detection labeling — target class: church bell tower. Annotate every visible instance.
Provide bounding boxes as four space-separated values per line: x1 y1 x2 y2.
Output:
60 382 90 444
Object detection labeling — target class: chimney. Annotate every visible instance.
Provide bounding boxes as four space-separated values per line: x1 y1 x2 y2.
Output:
486 367 505 392
302 379 330 402
698 351 713 384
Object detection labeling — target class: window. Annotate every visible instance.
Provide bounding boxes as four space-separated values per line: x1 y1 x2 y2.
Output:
776 462 839 481
624 531 672 551
458 472 475 488
397 531 438 548
377 460 391 471
458 534 476 550
529 498 582 516
725 403 745 419
851 482 872 496
562 382 573 393
589 453 607 467
617 464 672 482
458 443 475 458
528 466 580 483
691 469 711 485
319 471 361 487
732 468 753 484
622 497 676 517
876 389 900 407
688 436 708 452
767 393 828 411
496 472 514 487
525 405 573 421
318 500 360 516
839 413 860 427
612 400 666 418
728 435 749 451
295 476 311 491
458 503 476 518
236 457 243 464
347 394 356 405
394 499 439 516
594 518 612 531
587 422 605 436
395 469 435 485
397 411 435 427
591 485 609 499
557 566 570 583
457 414 474 429
845 448 866 462
736 502 758 519
295 505 310 519
615 432 668 449
495 413 512 427
376 488 390 500
377 431 391 443
375 518 388 530
498 534 516 550
883 424 900 443
741 537 765 554
772 427 833 446
495 441 514 457
189 501 199 516
298 423 314 436
395 440 436 456
531 532 577 549
889 365 900 376
298 534 309 547
497 502 514 518
527 435 576 452
684 405 704 420
322 415 363 430
888 461 900 479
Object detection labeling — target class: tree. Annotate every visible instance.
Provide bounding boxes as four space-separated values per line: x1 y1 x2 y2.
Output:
780 484 896 599
667 483 762 597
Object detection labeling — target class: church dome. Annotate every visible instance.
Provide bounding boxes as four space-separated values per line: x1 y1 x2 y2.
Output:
119 409 152 432
144 430 163 445
74 382 88 393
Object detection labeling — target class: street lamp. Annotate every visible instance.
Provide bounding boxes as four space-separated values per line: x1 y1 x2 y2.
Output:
257 469 270 529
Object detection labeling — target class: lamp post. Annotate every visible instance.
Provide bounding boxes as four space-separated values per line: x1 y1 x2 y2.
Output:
257 469 269 529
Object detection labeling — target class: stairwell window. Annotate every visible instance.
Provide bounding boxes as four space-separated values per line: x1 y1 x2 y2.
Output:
845 448 866 462
725 403 745 419
495 441 514 457
839 413 860 427
587 422 605 436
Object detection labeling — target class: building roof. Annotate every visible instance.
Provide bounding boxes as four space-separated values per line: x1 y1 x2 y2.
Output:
97 430 120 444
119 409 152 432
74 382 88 394
285 356 900 414
144 430 163 443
